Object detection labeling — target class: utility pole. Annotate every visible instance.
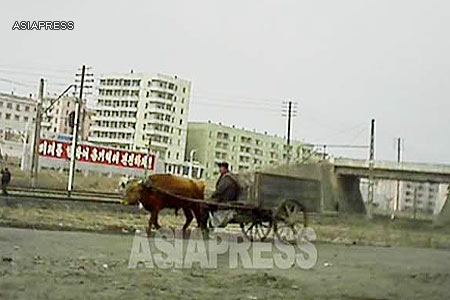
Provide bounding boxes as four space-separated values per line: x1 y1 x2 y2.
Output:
392 138 402 220
67 65 86 195
144 136 152 178
282 101 297 164
367 119 375 219
30 78 44 188
287 101 292 164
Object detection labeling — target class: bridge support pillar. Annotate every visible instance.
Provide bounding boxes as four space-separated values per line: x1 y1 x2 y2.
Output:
336 175 366 214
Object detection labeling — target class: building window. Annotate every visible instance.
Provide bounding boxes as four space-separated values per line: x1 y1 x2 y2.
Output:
5 113 11 120
176 152 179 160
14 115 20 121
7 103 12 109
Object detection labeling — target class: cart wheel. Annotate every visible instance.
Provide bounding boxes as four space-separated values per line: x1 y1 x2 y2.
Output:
240 220 272 242
274 199 307 244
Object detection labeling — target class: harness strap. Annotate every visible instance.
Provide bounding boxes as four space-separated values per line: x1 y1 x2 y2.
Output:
142 183 255 211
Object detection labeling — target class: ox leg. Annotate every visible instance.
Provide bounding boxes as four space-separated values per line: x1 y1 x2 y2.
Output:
153 210 161 230
147 209 160 236
182 208 193 237
147 215 153 236
192 206 209 239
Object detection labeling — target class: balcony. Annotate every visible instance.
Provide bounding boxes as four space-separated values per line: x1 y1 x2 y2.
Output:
98 94 140 100
147 119 173 127
89 125 135 133
88 136 133 145
144 128 171 137
94 105 137 112
149 85 176 95
91 115 137 122
148 106 169 115
148 97 172 105
239 151 252 157
147 139 168 149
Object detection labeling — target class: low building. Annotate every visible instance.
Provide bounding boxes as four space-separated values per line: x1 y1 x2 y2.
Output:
186 121 313 179
399 181 444 214
0 92 37 134
42 96 93 140
164 160 205 180
360 179 449 215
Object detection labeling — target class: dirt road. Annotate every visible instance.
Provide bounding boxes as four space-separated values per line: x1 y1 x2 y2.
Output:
1 227 450 300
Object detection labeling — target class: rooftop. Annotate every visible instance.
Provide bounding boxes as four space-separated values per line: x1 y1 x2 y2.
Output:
0 92 37 103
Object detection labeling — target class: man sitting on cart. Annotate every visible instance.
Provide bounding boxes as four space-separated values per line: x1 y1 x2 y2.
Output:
210 162 240 227
212 162 240 202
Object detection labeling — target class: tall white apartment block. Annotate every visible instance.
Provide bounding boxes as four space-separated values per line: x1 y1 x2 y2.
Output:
88 72 191 165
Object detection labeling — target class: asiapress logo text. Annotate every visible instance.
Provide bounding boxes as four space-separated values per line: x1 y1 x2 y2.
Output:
12 21 74 30
129 228 318 270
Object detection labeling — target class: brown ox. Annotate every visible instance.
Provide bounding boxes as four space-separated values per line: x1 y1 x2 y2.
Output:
122 174 208 235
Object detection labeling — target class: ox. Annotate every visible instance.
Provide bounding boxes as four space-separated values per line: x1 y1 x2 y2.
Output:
122 174 208 235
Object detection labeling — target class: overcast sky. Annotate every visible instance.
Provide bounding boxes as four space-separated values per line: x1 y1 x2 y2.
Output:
0 0 449 164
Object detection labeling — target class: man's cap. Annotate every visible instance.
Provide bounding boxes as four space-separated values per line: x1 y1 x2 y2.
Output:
216 161 229 169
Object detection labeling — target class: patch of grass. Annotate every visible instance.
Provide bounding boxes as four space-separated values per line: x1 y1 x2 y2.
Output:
6 164 122 192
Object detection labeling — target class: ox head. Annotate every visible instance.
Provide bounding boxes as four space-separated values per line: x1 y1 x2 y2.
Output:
121 178 146 205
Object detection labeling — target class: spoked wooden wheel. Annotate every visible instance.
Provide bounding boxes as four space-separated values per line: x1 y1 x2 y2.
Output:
240 220 272 242
274 199 307 244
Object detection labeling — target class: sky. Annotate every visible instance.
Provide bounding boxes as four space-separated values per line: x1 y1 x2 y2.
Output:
0 0 449 164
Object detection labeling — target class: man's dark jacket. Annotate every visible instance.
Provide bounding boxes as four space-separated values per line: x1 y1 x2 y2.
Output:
212 172 240 202
1 170 11 184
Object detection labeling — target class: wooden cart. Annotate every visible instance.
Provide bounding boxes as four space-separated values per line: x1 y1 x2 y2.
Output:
222 172 321 243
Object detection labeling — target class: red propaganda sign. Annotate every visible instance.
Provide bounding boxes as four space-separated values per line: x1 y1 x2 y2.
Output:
38 139 156 170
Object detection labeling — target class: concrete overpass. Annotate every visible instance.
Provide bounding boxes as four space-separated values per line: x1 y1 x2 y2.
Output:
334 158 450 183
267 159 450 218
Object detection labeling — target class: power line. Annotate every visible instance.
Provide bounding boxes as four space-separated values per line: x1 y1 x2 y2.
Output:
0 68 74 78
0 78 35 88
192 91 283 104
0 63 76 74
191 99 283 113
191 96 282 109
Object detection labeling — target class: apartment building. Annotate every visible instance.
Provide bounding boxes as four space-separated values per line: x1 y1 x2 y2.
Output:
186 121 313 179
88 72 191 166
399 181 444 214
360 179 449 215
0 92 37 134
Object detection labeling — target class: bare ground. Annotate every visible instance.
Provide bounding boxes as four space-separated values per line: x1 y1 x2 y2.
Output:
1 195 450 299
1 227 450 300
